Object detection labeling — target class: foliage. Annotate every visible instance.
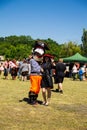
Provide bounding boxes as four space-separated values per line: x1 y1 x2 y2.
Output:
81 28 87 56
0 35 34 60
44 38 62 60
59 41 81 58
0 35 83 60
0 35 61 60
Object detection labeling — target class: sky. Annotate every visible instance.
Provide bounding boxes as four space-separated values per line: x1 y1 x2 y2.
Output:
0 0 87 44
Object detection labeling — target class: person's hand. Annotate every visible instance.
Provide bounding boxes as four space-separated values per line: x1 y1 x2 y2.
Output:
40 68 44 72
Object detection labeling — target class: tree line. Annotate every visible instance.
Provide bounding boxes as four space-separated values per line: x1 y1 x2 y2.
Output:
0 29 87 60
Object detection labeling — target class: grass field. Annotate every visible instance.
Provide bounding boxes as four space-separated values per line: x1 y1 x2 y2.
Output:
0 74 87 130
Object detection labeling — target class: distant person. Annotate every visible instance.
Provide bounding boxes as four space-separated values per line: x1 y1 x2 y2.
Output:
55 58 66 94
10 59 18 80
72 63 78 80
0 62 4 75
78 67 84 81
69 63 74 78
19 59 30 81
3 59 9 79
81 64 86 80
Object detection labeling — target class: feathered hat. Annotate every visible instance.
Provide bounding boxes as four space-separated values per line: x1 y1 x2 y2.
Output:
33 40 49 56
32 40 49 61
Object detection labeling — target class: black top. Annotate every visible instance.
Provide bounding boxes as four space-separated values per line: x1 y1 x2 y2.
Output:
56 62 66 77
41 62 53 88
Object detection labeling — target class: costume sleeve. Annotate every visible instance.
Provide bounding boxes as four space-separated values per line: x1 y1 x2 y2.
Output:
30 59 41 73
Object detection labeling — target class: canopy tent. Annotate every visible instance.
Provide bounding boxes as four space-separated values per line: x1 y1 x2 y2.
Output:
63 53 87 63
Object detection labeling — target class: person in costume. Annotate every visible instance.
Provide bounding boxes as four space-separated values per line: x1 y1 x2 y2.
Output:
28 40 49 105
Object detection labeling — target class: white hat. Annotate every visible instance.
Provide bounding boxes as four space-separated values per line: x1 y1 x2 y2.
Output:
34 48 44 55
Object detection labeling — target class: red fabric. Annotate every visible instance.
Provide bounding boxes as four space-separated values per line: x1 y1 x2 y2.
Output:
43 54 54 58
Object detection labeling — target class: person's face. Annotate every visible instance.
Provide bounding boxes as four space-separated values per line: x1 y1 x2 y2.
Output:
45 57 49 61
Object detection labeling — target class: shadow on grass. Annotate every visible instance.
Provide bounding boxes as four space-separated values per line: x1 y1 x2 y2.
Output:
51 89 59 93
19 97 43 105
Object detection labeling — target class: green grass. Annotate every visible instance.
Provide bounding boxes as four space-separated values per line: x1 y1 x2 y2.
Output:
0 74 87 130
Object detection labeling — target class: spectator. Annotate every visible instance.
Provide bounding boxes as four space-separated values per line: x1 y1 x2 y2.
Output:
3 59 9 79
9 59 18 80
0 62 4 75
78 67 84 81
55 58 66 94
19 59 30 81
81 64 86 80
72 63 78 80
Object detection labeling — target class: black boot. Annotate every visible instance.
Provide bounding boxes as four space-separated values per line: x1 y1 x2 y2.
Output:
56 89 59 92
28 91 38 105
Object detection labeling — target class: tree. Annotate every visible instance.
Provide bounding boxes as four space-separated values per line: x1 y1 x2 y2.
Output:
0 35 81 60
81 28 87 56
59 41 81 58
44 38 61 60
